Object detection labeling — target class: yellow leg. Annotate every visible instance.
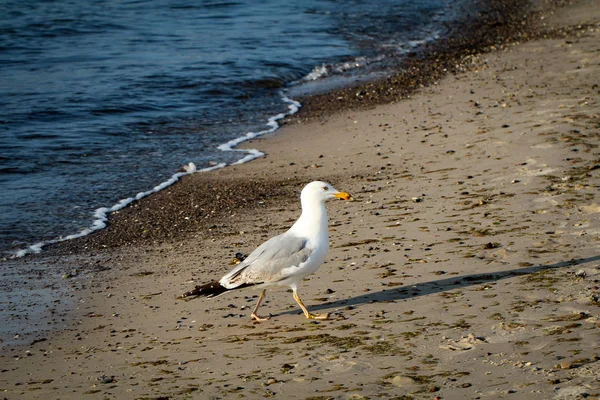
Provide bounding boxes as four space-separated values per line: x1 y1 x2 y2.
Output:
251 290 270 322
292 288 329 320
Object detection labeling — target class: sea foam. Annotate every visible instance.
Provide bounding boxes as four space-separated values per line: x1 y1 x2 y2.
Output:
14 95 300 257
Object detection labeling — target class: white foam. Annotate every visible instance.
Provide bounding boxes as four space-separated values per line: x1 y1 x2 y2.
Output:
300 57 373 84
333 56 370 73
304 64 329 81
14 94 301 258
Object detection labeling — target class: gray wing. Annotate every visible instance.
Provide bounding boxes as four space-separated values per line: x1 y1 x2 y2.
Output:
220 234 312 288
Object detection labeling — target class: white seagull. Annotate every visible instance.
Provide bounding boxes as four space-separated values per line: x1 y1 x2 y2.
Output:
179 181 352 321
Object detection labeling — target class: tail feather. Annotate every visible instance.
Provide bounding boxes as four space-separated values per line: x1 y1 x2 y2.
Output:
178 280 227 300
178 280 256 300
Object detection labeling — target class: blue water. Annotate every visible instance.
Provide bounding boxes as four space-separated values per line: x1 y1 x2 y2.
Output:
0 0 460 255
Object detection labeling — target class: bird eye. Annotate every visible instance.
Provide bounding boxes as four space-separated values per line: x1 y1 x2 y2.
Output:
322 186 328 191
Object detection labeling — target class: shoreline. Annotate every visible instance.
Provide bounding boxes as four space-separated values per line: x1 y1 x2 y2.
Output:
8 96 302 259
286 0 562 123
1 0 599 398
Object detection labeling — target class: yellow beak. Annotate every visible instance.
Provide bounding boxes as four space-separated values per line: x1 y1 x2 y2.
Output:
334 191 352 201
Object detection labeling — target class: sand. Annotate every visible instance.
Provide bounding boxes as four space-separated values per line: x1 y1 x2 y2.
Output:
1 0 600 399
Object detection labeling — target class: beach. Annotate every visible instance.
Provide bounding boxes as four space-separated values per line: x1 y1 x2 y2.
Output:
1 0 600 398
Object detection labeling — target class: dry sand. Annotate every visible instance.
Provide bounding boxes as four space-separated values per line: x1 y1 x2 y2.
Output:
1 1 600 399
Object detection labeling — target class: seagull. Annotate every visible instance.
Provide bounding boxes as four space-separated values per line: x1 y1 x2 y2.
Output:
179 181 352 321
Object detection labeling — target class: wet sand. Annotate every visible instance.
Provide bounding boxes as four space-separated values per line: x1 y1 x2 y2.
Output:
1 0 600 399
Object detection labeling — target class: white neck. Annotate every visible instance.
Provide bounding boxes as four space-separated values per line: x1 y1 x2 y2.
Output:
290 197 329 242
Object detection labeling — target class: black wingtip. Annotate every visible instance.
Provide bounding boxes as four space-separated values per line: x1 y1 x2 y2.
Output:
178 280 228 300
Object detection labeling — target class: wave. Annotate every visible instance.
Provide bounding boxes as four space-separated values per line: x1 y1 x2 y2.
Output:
13 94 300 258
299 55 383 83
217 95 300 164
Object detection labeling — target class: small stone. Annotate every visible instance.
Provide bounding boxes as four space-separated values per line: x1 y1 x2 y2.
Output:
98 375 116 384
560 361 574 370
264 378 277 386
388 375 416 387
575 269 586 278
281 363 294 372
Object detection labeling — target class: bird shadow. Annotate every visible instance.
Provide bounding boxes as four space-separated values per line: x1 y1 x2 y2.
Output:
276 254 600 317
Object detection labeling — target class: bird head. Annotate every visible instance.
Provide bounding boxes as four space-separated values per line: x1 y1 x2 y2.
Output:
301 181 352 203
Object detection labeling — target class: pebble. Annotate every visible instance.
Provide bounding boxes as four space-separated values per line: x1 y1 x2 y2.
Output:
98 375 116 384
559 361 574 370
264 378 277 386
